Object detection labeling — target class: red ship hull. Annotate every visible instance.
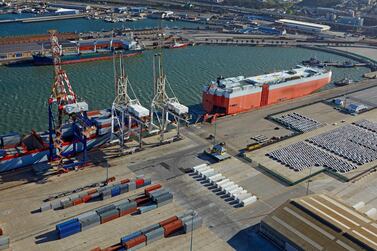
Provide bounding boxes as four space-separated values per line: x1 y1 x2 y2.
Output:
202 73 331 115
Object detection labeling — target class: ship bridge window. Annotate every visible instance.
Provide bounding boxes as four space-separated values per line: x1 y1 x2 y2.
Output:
287 70 297 75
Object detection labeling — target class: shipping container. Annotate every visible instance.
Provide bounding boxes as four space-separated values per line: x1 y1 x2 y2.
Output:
40 202 51 212
176 210 195 220
124 235 146 249
111 186 121 197
120 178 130 184
119 183 129 193
128 181 136 191
73 198 83 205
99 209 119 224
121 231 142 244
140 223 161 235
183 216 203 233
118 206 137 217
51 200 62 210
138 204 157 214
82 194 92 203
145 184 162 195
96 204 116 215
135 179 144 188
159 216 178 227
146 227 164 244
163 219 183 237
134 196 150 206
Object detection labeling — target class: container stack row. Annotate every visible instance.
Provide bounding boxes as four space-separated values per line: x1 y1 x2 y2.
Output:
92 210 202 251
41 176 152 212
0 228 9 250
191 164 257 207
56 183 173 239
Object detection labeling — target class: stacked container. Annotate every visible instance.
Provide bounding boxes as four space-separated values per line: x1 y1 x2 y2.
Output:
41 177 152 212
56 219 81 239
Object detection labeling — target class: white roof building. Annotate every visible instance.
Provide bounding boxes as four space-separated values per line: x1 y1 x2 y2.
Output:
277 19 331 33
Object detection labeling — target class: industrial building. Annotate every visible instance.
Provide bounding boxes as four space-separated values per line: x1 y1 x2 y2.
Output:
260 194 377 251
277 19 331 33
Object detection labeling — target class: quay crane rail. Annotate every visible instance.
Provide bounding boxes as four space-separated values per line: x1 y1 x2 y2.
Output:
47 30 95 171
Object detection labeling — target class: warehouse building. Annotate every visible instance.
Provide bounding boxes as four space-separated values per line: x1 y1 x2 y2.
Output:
260 194 377 251
277 19 331 33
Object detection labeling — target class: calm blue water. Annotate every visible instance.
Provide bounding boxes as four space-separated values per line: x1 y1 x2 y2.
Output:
0 13 201 36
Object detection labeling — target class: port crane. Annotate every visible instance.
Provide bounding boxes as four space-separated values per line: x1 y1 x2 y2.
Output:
47 30 95 171
111 53 149 152
149 53 190 142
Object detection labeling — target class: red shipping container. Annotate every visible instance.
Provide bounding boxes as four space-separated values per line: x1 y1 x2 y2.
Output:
87 189 98 195
163 219 183 237
124 235 146 249
135 179 144 187
159 216 178 227
82 194 92 203
145 184 162 195
119 207 137 217
73 198 83 205
134 196 150 206
120 178 130 184
101 214 119 224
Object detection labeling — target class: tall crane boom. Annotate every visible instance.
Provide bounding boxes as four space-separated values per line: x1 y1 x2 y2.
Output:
47 30 92 170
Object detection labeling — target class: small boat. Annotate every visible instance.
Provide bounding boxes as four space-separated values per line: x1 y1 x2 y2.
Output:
334 78 354 86
170 41 189 49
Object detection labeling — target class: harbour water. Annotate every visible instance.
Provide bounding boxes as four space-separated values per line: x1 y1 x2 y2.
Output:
0 45 369 134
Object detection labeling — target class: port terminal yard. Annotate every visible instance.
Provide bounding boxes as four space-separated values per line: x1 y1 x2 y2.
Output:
2 77 377 250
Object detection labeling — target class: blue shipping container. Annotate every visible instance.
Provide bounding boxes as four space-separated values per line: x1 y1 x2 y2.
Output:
56 218 79 231
111 186 121 197
121 231 142 244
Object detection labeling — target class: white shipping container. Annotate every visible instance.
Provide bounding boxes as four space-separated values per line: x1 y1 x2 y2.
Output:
192 163 207 171
167 102 189 115
64 101 89 114
215 179 230 188
128 104 149 118
241 195 257 206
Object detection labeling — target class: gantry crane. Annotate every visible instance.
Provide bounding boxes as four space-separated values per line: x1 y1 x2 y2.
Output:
149 53 190 142
111 52 149 152
47 30 95 171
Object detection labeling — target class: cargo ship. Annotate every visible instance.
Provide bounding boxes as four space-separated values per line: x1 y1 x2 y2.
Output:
0 109 113 173
32 39 143 65
202 66 332 115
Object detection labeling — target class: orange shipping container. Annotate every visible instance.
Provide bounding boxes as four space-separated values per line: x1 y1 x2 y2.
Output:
73 198 83 205
101 214 119 224
82 195 92 203
145 184 162 195
120 178 130 184
163 219 183 237
119 207 137 217
124 235 146 249
159 216 178 227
